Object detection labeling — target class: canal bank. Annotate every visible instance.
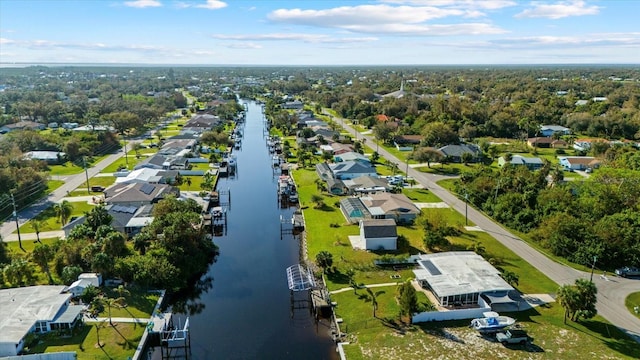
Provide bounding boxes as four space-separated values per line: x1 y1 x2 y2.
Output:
148 101 337 360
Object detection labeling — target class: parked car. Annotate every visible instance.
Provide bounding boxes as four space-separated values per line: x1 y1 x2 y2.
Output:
615 266 640 277
496 329 530 345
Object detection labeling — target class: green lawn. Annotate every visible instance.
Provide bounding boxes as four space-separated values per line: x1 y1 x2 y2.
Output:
48 162 85 176
47 180 65 193
76 176 116 192
176 175 208 192
100 157 143 173
6 237 59 254
98 289 159 319
626 292 640 319
26 323 144 359
17 201 96 233
403 188 442 203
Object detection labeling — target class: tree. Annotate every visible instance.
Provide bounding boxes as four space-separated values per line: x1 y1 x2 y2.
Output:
80 284 101 304
315 251 333 273
557 279 597 324
311 194 325 209
411 147 444 168
54 200 74 225
371 151 380 163
31 219 44 243
61 265 83 285
31 243 54 283
397 281 418 321
366 287 378 318
461 152 474 165
85 205 113 231
185 177 192 190
102 295 125 326
373 122 395 145
346 268 357 294
132 231 153 255
114 285 130 307
501 270 519 287
421 122 459 147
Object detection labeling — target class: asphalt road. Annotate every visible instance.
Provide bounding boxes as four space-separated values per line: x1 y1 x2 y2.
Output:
0 140 140 242
326 111 640 341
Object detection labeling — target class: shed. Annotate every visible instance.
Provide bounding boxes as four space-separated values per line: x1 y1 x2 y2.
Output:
358 219 398 250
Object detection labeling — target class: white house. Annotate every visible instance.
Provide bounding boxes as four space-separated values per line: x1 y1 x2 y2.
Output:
356 219 398 250
0 286 84 357
66 273 102 297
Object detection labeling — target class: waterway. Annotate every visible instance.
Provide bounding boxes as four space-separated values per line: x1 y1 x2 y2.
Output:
150 101 337 359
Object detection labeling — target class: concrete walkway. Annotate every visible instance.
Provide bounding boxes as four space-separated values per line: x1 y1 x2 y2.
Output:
330 282 401 295
414 202 450 208
5 230 65 241
84 316 150 324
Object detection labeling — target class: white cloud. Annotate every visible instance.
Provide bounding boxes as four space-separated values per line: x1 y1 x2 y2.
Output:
212 33 378 44
225 43 262 49
196 0 227 10
379 0 516 10
515 1 600 19
123 0 162 8
267 4 505 36
0 38 15 45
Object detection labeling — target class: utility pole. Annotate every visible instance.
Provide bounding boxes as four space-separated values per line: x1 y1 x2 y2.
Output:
464 192 469 226
590 255 597 282
10 193 24 251
83 157 90 194
123 138 129 167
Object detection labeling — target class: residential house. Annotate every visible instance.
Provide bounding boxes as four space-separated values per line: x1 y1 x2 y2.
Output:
72 125 114 132
334 151 370 163
498 155 545 170
330 161 378 180
540 125 571 137
413 252 515 308
558 156 601 171
527 137 567 149
104 183 179 207
63 204 154 237
351 219 398 251
0 286 84 357
0 120 46 133
24 151 66 164
282 100 304 110
342 176 392 195
575 100 589 106
394 134 424 145
438 144 481 163
330 142 354 155
114 168 179 185
360 192 420 224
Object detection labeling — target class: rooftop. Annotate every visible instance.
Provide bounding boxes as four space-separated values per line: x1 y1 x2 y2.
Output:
413 252 514 298
0 286 70 345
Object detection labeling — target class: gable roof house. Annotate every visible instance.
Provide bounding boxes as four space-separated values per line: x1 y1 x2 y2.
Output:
540 125 571 137
558 156 601 171
114 168 179 185
134 154 171 170
282 100 304 110
498 155 545 170
438 144 481 163
104 183 179 207
350 219 398 251
360 192 420 224
330 161 378 180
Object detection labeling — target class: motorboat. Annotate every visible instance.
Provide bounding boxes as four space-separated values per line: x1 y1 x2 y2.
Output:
470 312 515 333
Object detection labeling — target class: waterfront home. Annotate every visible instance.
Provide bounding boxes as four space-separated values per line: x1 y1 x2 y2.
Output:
342 175 392 194
413 252 515 308
334 151 370 163
359 192 420 224
330 161 378 180
352 219 398 251
104 183 179 207
0 286 84 357
115 168 179 185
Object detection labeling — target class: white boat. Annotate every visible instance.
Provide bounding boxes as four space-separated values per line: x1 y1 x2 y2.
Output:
470 312 515 333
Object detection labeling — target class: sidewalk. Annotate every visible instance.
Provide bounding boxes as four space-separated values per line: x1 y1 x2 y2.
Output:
329 282 401 295
5 230 65 241
83 316 150 324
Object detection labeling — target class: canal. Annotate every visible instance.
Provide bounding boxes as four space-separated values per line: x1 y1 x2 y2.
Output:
154 101 337 359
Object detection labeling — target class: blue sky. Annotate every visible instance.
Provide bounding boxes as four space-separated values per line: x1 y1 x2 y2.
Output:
0 0 638 65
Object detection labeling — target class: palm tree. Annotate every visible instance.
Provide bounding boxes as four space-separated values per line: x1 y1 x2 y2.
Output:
103 295 125 326
185 177 192 190
31 219 44 243
114 285 130 307
54 200 73 225
366 287 378 318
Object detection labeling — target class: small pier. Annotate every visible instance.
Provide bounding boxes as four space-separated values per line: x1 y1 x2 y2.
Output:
146 314 191 360
286 264 333 320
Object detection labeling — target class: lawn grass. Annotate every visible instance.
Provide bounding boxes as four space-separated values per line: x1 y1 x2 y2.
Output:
100 157 143 173
403 188 442 203
625 292 640 319
47 180 65 192
27 323 144 359
76 176 116 191
342 304 640 360
176 175 208 192
98 289 159 319
17 201 96 233
6 237 59 254
48 162 85 176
